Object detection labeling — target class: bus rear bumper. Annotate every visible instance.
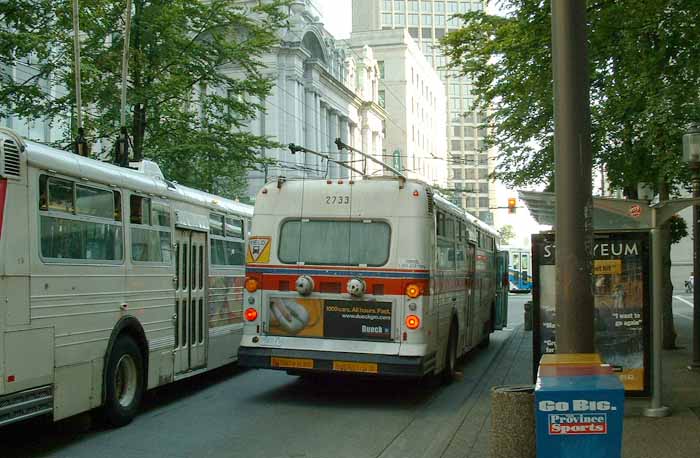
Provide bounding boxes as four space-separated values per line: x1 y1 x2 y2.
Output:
238 346 435 378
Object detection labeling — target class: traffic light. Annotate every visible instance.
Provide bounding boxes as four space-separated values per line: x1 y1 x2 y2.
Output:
508 197 517 213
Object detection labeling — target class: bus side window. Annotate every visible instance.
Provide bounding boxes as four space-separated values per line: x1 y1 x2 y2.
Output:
47 177 75 213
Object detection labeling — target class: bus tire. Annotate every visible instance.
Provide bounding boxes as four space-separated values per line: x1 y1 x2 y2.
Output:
442 322 458 383
102 335 145 427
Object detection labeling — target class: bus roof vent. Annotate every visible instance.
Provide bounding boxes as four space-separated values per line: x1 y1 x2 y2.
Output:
426 187 434 214
2 138 22 178
130 159 165 181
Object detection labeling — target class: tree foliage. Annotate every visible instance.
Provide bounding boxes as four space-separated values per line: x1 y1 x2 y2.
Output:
1 0 288 198
442 0 700 194
497 224 516 244
443 0 700 349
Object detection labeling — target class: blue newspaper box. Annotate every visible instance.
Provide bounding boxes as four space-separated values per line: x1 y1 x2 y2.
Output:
535 354 624 458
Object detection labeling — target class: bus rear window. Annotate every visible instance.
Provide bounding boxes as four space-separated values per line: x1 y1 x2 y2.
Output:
278 220 390 266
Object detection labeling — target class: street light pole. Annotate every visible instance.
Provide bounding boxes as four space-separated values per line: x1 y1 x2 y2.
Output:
684 126 700 369
551 0 594 353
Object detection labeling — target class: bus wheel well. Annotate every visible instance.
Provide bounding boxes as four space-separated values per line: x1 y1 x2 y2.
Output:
103 316 149 403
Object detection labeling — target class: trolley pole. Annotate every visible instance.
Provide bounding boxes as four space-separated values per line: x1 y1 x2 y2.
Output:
551 0 594 353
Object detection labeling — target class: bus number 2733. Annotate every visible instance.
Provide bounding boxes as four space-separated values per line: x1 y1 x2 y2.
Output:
326 195 350 205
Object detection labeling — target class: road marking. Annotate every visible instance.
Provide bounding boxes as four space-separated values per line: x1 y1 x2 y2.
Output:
673 295 694 308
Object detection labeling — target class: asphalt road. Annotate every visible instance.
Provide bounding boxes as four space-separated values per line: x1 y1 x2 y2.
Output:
0 295 529 458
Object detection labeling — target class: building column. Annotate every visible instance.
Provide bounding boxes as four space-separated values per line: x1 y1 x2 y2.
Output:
315 93 322 171
361 126 371 176
329 110 338 178
320 102 328 175
339 116 350 178
304 89 316 171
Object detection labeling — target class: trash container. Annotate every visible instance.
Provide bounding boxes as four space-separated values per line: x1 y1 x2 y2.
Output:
524 301 533 331
491 385 536 458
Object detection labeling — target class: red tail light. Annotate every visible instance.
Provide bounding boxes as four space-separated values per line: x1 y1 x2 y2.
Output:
0 179 7 239
245 308 258 321
405 315 420 330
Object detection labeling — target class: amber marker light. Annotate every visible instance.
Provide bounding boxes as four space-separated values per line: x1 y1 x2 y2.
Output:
245 277 259 293
245 308 258 322
406 283 421 298
405 315 420 330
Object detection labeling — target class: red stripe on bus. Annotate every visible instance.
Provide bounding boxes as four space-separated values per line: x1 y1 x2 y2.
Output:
258 274 430 296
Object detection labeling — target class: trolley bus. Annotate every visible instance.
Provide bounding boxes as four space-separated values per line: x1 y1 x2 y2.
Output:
505 246 532 292
0 128 251 427
238 177 499 379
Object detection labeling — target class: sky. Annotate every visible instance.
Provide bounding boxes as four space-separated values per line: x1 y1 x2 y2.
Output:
314 0 546 244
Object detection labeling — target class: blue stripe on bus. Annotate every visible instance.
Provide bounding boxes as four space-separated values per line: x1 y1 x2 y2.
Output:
245 266 430 279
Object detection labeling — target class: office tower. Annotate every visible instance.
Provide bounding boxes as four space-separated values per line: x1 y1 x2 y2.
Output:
353 0 494 224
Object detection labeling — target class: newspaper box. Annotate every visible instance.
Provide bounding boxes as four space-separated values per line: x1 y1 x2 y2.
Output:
535 354 624 458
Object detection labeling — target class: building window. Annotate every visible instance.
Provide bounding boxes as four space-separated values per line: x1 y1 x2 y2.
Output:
378 90 385 108
448 2 459 13
453 168 462 180
382 0 392 12
466 197 477 208
421 14 432 26
395 13 406 25
464 126 475 137
479 197 489 208
395 1 405 12
451 140 461 151
465 169 476 179
408 0 418 12
436 2 446 13
381 12 392 25
409 13 419 25
453 126 462 137
435 15 446 26
479 154 488 166
479 182 489 193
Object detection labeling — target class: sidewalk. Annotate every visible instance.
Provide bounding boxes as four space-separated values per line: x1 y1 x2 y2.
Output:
622 312 700 457
447 311 700 457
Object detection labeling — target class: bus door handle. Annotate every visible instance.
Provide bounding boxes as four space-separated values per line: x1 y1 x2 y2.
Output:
171 314 177 323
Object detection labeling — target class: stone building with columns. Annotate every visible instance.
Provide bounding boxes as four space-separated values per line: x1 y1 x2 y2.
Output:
234 0 387 200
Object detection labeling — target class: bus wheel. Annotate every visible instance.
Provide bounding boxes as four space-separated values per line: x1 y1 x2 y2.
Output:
103 335 144 427
442 323 458 383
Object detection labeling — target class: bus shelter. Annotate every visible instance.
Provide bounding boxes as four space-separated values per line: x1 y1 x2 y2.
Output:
521 193 655 396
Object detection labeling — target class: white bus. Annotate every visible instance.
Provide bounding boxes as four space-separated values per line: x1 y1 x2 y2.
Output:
504 245 532 292
239 177 499 379
0 128 252 427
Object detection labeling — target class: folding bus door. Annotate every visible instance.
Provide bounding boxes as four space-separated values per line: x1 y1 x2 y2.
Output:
174 229 208 374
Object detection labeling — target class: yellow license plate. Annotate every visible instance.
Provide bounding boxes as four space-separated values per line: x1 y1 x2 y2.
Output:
332 361 378 374
271 357 314 369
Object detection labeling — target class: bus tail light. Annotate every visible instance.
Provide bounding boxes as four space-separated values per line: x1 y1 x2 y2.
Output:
245 308 258 321
245 277 259 293
405 315 420 330
405 283 421 299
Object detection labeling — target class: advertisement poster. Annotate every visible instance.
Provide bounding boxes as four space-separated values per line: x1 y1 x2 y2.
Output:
268 298 392 341
532 232 650 394
208 275 244 328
